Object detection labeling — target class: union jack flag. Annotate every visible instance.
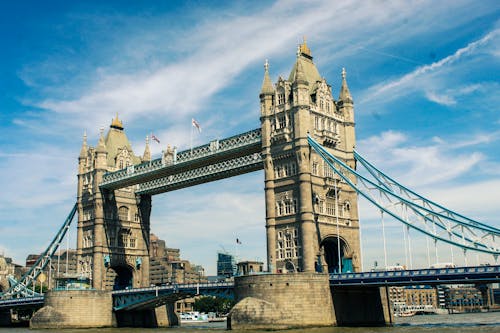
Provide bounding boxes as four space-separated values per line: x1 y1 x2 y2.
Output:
192 118 202 133
151 134 160 144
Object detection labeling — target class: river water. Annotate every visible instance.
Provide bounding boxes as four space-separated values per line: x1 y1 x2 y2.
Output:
0 312 498 333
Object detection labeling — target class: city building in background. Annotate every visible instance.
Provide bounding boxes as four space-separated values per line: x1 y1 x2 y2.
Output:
217 252 236 278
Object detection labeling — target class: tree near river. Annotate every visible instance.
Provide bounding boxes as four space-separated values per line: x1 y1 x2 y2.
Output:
193 296 235 315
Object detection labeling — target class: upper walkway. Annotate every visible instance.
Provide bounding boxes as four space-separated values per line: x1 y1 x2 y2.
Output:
99 128 262 194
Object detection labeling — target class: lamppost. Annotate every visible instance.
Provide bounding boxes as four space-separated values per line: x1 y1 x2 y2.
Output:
313 193 323 273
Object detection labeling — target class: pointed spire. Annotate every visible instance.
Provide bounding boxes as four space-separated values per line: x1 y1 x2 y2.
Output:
294 58 307 85
260 59 275 95
339 67 353 104
96 127 107 153
79 130 88 158
299 36 312 58
110 113 124 130
143 135 151 161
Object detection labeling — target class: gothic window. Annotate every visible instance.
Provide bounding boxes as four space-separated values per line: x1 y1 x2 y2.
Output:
343 201 351 217
134 213 140 222
315 116 319 129
326 201 336 216
312 162 318 175
318 199 324 214
324 163 334 178
278 93 285 105
278 202 284 216
278 231 283 239
320 100 324 110
284 164 290 177
321 118 325 130
118 206 129 221
284 201 292 214
290 162 297 176
327 102 330 113
278 115 286 128
129 238 136 248
285 233 292 248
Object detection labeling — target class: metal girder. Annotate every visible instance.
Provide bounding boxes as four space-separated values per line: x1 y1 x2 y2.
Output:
100 128 262 191
112 282 234 311
136 152 263 195
0 296 44 310
330 265 500 287
1 204 77 299
308 135 500 256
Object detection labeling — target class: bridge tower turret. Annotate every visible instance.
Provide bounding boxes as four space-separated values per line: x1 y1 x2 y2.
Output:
261 39 361 274
76 115 151 290
260 59 277 272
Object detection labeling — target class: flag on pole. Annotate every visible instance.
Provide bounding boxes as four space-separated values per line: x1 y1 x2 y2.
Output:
151 134 160 144
192 118 202 133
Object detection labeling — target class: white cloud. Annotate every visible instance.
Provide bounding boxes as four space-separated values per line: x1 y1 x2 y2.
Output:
359 28 500 106
358 130 486 188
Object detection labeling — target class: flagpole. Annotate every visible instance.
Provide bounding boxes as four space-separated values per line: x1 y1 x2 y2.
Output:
190 121 193 154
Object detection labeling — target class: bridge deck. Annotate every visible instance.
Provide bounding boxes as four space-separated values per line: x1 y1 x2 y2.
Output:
330 265 500 287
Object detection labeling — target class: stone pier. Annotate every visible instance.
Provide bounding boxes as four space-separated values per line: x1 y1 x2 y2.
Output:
30 290 114 329
229 273 335 330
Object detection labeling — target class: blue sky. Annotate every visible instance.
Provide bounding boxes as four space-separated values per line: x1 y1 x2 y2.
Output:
0 1 499 275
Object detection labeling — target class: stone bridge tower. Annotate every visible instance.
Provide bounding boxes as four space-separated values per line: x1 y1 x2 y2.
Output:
77 116 152 290
260 40 361 274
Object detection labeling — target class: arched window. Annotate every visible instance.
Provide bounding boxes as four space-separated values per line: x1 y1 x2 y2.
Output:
118 206 129 221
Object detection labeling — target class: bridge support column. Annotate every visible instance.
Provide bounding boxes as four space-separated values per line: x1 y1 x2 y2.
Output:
30 290 113 329
331 285 393 326
229 273 335 330
0 310 12 327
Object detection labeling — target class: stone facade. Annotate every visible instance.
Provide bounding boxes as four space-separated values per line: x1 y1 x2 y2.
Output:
229 273 335 330
77 117 152 290
260 40 360 273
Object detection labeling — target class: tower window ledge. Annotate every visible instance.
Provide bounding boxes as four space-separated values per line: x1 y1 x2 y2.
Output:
271 128 291 143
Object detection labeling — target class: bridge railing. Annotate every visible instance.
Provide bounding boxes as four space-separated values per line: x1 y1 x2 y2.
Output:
111 281 234 295
330 265 500 283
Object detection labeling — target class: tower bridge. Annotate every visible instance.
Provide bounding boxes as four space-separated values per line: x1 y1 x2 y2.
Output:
1 40 499 329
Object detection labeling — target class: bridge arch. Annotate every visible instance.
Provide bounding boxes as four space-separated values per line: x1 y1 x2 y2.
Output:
320 235 353 273
105 265 134 290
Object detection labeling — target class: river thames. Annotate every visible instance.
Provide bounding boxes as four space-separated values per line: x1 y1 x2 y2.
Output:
0 312 498 333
